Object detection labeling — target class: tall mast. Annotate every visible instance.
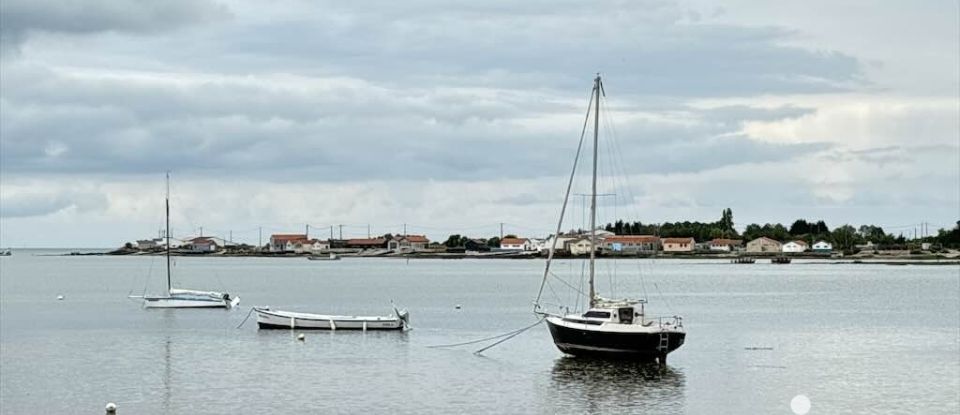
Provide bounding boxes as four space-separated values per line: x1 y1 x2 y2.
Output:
165 171 172 296
589 74 600 307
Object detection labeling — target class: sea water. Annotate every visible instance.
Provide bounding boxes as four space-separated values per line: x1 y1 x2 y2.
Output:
1 251 957 414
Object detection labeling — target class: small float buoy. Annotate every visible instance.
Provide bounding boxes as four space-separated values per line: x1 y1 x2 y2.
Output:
297 333 305 341
105 402 117 414
57 295 64 300
455 304 462 310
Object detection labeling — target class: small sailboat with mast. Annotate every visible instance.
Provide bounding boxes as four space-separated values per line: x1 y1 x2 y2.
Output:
133 173 240 309
534 75 685 363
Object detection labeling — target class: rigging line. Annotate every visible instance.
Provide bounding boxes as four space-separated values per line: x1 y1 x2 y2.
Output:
549 271 588 297
546 279 563 309
654 283 676 316
535 86 595 309
427 317 545 349
474 317 546 355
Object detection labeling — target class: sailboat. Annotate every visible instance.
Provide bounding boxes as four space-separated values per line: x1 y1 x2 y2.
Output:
534 75 685 363
134 173 240 309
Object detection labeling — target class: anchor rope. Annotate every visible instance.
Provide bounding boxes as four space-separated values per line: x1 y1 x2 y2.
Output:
427 316 546 349
236 306 256 329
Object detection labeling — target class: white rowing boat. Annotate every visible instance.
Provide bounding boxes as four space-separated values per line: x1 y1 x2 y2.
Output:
254 306 409 330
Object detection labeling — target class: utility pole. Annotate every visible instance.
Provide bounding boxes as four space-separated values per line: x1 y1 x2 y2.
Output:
199 226 203 237
329 225 333 240
229 230 232 245
339 224 343 240
306 224 310 239
500 222 504 239
367 224 371 238
258 227 262 250
403 223 407 236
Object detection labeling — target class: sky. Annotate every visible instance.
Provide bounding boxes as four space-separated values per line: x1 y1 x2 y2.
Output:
0 0 957 247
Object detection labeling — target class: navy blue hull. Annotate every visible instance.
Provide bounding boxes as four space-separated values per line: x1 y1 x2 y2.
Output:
547 319 685 361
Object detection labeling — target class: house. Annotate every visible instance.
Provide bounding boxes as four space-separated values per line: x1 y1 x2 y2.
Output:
345 238 387 250
136 239 161 250
601 235 659 253
526 238 546 252
186 237 219 253
387 235 430 251
566 238 596 255
542 235 578 253
746 237 782 253
708 238 743 252
662 237 695 252
270 234 308 252
500 237 532 251
310 239 331 252
812 240 833 253
782 240 809 253
293 239 329 254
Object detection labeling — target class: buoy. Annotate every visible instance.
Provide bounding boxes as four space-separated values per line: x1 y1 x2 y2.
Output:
57 295 64 300
455 304 462 310
105 402 117 414
297 333 305 341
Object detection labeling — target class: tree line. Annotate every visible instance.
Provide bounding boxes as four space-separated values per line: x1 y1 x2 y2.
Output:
603 209 960 251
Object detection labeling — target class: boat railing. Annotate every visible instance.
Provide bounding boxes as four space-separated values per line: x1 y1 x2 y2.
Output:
645 315 683 329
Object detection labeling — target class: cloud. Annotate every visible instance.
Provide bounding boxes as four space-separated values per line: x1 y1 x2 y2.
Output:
0 63 828 180
0 184 108 218
0 0 230 52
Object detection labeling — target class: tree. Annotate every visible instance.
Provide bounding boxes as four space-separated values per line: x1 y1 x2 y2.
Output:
789 219 811 236
831 225 861 252
487 237 501 247
443 234 465 248
719 208 734 236
503 234 517 239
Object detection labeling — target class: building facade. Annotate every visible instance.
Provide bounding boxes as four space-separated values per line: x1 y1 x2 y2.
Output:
746 237 782 253
601 235 659 253
662 237 695 252
782 240 809 253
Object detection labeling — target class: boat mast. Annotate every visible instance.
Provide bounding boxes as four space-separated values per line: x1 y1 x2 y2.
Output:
165 171 172 296
589 74 600 308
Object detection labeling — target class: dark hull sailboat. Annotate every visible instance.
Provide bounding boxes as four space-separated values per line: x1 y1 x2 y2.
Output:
534 75 685 364
546 318 685 360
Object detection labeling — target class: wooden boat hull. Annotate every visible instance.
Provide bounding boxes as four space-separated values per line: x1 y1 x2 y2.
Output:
546 316 684 361
254 307 407 330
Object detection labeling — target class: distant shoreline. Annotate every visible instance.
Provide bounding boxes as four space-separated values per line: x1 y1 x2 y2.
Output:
35 250 960 265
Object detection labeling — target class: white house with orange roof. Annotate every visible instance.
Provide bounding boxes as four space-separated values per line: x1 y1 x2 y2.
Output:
500 237 533 251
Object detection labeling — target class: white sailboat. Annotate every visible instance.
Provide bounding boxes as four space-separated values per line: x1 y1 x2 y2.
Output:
534 75 684 363
134 173 239 309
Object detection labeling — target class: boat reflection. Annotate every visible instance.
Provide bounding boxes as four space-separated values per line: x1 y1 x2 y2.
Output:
548 357 686 414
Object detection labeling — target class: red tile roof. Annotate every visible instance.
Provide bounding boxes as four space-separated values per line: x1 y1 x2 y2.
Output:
500 238 528 245
604 235 658 243
398 235 429 243
271 234 308 242
662 237 695 244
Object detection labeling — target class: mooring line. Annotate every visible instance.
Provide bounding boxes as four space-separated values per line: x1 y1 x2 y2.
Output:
427 316 546 351
236 307 256 329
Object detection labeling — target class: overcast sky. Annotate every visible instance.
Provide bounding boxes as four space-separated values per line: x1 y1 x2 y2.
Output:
1 0 957 247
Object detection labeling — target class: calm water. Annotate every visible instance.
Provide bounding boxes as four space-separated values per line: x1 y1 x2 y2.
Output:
1 251 958 414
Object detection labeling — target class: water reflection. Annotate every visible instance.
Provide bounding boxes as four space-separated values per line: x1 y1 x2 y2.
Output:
548 357 686 414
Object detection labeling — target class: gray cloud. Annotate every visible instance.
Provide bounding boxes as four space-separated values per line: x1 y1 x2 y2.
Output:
0 188 108 218
0 0 230 52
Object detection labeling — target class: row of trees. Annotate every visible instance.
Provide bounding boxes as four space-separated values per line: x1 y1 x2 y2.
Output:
604 209 960 250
